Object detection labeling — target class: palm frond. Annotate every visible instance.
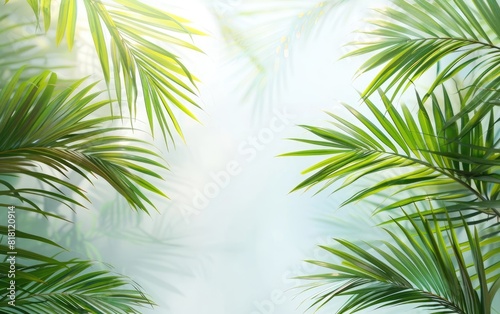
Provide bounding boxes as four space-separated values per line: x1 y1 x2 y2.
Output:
345 0 500 137
284 86 499 224
0 226 155 313
0 69 168 216
299 213 500 314
13 0 205 144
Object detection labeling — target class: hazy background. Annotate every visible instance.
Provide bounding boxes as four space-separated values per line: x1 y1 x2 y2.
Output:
34 0 427 313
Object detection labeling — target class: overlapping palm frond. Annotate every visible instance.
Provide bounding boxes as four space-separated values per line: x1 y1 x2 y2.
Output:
0 69 168 217
286 0 500 313
345 0 500 137
7 0 205 143
284 85 499 225
300 213 500 314
0 226 154 313
0 1 207 312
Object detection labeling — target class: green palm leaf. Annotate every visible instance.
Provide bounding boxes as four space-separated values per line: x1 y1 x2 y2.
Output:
345 0 500 137
284 87 499 223
299 213 500 314
11 0 204 143
0 260 154 313
0 226 154 313
0 69 167 216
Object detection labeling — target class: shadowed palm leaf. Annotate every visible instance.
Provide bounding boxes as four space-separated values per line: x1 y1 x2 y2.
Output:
0 14 46 83
0 12 71 88
214 0 351 111
300 213 500 314
0 69 167 217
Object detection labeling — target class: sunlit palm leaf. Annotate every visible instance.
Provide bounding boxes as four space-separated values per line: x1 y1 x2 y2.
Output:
14 0 204 144
284 87 499 224
0 69 167 216
345 0 500 137
299 213 500 314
